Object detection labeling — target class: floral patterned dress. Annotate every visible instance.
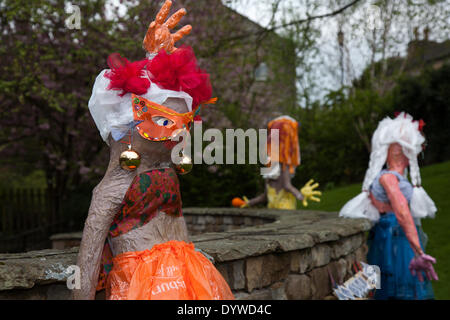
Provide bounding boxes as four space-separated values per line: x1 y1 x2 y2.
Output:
96 168 182 291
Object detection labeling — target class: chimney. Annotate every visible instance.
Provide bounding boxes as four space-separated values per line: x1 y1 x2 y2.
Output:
338 30 344 47
424 26 430 41
414 27 419 41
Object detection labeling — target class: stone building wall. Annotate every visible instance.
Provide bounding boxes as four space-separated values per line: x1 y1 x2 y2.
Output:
0 208 371 300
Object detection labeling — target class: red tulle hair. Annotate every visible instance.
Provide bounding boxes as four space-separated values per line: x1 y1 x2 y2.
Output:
104 53 150 97
147 46 212 108
103 47 212 108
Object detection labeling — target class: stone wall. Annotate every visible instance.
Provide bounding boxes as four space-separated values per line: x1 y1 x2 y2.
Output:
0 208 371 300
49 212 275 249
184 212 273 235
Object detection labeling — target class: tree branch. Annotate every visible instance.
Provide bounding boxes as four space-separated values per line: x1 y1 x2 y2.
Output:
222 0 362 43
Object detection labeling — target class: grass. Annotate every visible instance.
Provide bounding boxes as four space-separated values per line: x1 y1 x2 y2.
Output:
302 161 450 300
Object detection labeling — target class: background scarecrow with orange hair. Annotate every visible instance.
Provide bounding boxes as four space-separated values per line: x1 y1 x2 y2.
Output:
232 115 321 210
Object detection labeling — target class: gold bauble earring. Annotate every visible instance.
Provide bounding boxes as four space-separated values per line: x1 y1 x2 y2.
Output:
119 127 141 171
120 147 141 171
171 128 192 175
175 153 193 175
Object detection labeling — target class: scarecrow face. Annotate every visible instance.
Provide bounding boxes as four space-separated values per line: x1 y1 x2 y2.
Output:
151 97 189 151
116 97 189 166
132 95 192 143
387 143 409 167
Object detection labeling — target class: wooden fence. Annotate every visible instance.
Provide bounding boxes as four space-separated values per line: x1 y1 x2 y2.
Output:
0 189 66 253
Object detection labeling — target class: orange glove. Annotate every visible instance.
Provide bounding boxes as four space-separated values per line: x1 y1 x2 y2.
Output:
143 0 192 54
231 197 249 208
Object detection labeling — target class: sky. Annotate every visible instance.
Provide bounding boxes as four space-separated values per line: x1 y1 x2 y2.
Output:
224 0 371 95
106 0 450 103
224 0 450 102
105 0 365 100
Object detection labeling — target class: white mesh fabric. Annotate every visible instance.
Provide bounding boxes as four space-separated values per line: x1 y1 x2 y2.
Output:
410 186 437 219
339 191 380 222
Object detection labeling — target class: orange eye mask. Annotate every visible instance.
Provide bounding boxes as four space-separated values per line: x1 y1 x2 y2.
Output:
131 94 194 141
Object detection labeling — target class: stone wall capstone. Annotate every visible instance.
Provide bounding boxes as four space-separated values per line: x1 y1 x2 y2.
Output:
0 208 371 300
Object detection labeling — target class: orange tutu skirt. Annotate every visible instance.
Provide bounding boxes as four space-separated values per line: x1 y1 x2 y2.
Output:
106 240 234 300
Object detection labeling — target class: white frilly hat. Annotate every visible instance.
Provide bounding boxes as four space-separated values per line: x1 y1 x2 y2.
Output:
88 69 193 145
339 112 437 223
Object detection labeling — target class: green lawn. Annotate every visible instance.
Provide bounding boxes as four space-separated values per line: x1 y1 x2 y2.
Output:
303 161 450 300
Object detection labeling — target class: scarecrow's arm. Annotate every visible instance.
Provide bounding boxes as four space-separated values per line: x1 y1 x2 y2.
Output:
380 173 423 255
72 166 134 300
246 191 268 207
281 166 304 201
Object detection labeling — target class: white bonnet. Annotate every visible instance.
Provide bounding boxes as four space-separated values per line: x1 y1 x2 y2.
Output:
88 69 193 144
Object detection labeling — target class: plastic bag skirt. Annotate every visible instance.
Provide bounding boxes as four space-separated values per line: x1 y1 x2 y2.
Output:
367 213 434 300
106 240 235 300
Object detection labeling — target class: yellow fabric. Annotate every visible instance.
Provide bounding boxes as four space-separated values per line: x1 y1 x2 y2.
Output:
267 185 297 210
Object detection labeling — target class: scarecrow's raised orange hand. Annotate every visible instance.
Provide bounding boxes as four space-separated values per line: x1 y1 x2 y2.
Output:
143 0 192 54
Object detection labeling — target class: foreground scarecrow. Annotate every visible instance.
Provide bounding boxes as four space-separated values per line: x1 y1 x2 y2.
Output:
74 0 233 300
